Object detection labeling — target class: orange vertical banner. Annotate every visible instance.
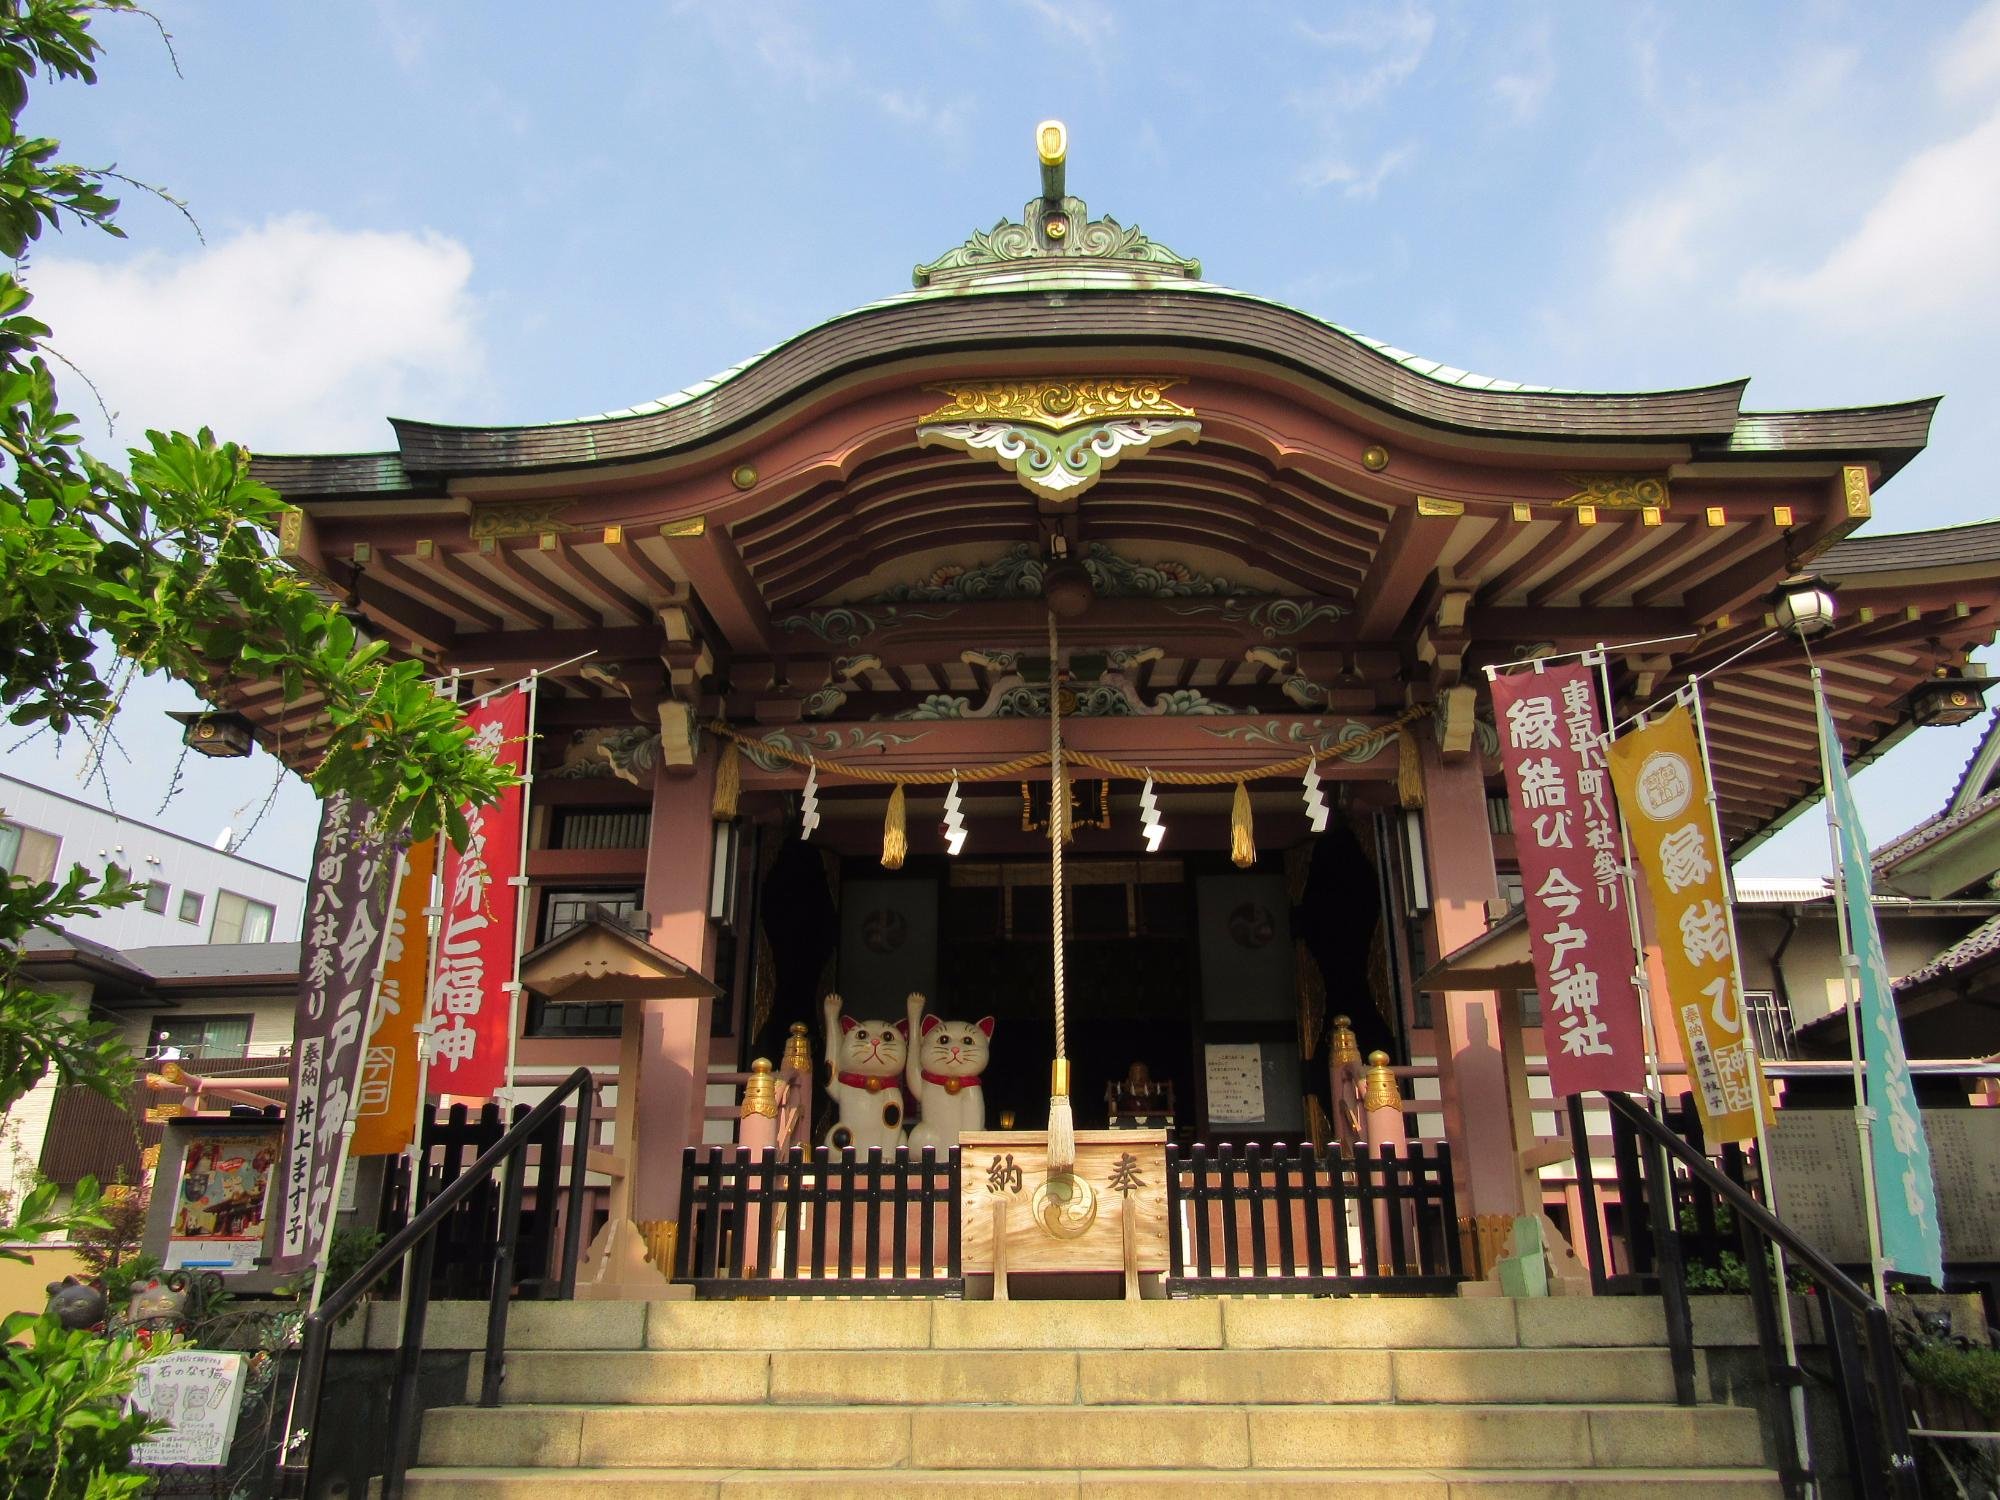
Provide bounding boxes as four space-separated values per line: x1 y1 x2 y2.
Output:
349 836 438 1156
1607 705 1766 1143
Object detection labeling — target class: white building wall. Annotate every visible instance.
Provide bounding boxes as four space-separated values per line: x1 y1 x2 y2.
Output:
2 982 90 1210
0 774 304 948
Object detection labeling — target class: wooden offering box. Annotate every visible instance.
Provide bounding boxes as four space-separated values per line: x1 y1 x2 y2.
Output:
959 1129 1168 1278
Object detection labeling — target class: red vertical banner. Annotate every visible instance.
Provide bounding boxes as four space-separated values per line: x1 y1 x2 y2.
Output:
428 688 529 1101
1489 663 1647 1096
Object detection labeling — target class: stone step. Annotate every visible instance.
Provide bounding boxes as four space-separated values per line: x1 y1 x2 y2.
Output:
417 1402 1769 1473
365 1294 1767 1355
485 1345 1701 1407
401 1466 1787 1499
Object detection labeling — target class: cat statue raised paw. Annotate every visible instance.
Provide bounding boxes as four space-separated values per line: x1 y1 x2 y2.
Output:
821 992 909 1154
905 991 992 1152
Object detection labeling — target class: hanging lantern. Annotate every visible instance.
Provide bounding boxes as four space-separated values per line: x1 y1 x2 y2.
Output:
942 774 966 855
801 763 821 840
1139 774 1165 852
1302 757 1329 833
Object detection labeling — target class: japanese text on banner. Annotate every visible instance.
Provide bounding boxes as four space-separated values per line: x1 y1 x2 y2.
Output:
1819 693 1943 1283
1489 663 1646 1095
427 688 529 1102
275 789 397 1273
1607 704 1765 1143
349 836 438 1156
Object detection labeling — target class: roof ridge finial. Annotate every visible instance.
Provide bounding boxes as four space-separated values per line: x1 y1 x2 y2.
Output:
1037 118 1066 204
911 119 1201 288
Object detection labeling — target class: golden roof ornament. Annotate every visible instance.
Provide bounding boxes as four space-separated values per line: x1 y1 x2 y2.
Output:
912 120 1201 287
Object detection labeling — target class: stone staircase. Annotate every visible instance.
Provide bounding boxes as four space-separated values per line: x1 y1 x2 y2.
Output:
401 1296 1785 1498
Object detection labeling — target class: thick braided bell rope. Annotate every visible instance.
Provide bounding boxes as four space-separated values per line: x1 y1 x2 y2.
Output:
1049 608 1067 1072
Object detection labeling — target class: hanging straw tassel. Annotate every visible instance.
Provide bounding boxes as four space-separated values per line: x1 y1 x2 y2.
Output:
881 783 907 870
1397 727 1425 810
711 739 741 821
1047 1058 1075 1173
1230 780 1256 868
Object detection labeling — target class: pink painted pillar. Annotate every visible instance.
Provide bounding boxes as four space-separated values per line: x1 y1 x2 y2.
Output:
1418 733 1526 1223
632 749 719 1223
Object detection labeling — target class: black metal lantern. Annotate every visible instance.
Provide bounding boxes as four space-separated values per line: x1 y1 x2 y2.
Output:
167 709 255 758
1910 672 1997 728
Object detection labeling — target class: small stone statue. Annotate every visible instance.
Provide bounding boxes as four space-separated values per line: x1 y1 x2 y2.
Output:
44 1276 108 1330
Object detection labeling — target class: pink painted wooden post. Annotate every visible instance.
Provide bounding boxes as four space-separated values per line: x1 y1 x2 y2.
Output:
634 750 720 1230
1417 733 1529 1229
1364 1050 1412 1269
737 1059 779 1273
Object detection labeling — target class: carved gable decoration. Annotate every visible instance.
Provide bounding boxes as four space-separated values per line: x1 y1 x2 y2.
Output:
468 499 574 540
915 378 1200 502
912 193 1200 287
1555 475 1670 511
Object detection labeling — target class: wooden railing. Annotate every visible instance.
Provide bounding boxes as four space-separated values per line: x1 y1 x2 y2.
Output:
674 1144 961 1297
1166 1141 1463 1295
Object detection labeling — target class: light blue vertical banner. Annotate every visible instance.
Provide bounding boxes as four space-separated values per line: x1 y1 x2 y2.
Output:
1820 695 1944 1284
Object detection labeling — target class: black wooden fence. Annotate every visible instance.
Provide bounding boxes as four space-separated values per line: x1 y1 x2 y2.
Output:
376 1100 570 1301
1567 1091 1760 1294
1165 1141 1464 1294
675 1144 962 1297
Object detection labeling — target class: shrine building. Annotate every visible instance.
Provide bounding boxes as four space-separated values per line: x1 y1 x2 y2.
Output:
249 124 2000 1294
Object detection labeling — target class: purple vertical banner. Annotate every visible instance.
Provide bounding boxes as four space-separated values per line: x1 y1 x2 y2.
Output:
273 789 397 1274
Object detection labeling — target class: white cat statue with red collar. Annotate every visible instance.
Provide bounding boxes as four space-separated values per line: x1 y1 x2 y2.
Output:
905 991 993 1153
821 992 909 1154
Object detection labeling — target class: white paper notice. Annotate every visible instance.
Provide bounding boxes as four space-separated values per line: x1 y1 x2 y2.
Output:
1205 1043 1266 1124
129 1351 248 1468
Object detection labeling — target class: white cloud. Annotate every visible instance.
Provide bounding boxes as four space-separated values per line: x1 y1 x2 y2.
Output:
1745 104 2000 330
683 4 971 142
1013 0 1116 50
1296 2 1436 113
1301 142 1418 199
1938 0 2000 101
27 215 487 453
1491 20 1556 123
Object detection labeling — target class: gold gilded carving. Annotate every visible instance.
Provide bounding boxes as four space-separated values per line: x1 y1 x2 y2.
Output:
1414 495 1464 518
277 507 304 555
1843 464 1872 518
1555 474 1670 511
469 499 573 540
919 376 1194 432
660 516 708 538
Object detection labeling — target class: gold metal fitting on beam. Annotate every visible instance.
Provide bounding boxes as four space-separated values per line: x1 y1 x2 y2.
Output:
731 464 758 490
741 1058 779 1119
1363 1051 1401 1112
1511 502 1532 522
784 1022 813 1074
1361 445 1390 472
1331 1015 1361 1068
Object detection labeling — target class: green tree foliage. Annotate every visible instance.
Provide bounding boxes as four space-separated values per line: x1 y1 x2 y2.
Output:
0 0 512 1124
0 1309 164 1500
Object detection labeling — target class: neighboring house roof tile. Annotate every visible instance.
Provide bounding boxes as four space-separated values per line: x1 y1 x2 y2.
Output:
1897 910 2000 992
1872 785 2000 873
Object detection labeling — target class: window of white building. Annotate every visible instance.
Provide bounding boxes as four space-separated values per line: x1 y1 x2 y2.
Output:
211 890 275 944
0 818 61 882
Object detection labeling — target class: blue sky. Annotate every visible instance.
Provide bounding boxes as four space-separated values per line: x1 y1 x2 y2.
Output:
14 1 2000 877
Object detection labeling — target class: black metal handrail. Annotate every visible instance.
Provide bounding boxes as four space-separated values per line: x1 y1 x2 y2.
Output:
280 1066 595 1500
1602 1090 1919 1500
